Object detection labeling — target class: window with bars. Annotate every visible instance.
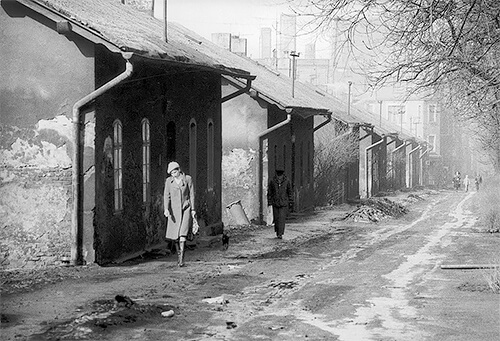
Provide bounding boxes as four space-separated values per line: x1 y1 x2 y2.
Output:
113 119 123 212
141 118 151 204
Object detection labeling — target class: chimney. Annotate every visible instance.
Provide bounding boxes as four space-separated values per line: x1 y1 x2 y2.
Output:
153 0 168 42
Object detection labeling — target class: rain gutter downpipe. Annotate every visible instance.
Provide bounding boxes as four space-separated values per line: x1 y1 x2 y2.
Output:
419 146 429 186
313 114 332 132
221 77 255 103
71 53 133 266
407 145 421 189
392 141 408 189
392 141 408 154
258 113 292 224
365 137 385 198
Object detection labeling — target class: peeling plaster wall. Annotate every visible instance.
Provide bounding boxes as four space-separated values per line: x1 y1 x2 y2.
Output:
222 148 257 224
221 83 267 225
1 4 95 269
0 118 74 269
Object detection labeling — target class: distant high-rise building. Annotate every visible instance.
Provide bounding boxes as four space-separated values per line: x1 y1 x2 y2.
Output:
260 27 272 59
279 14 296 57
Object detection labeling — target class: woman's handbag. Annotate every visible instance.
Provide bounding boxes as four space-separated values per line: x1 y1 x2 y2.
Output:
187 215 200 241
192 217 200 235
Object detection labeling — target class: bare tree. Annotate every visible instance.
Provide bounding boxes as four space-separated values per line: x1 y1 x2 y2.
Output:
291 0 500 172
314 126 358 205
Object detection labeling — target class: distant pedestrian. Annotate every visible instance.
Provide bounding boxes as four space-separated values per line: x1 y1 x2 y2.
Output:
164 161 196 267
453 171 461 191
463 175 470 192
475 174 482 191
267 168 293 239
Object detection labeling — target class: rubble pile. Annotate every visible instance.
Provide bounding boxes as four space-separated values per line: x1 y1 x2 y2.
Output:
344 198 409 223
403 193 426 204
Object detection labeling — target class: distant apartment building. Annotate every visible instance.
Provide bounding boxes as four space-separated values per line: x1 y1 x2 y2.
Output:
211 33 248 57
255 19 330 91
260 27 272 59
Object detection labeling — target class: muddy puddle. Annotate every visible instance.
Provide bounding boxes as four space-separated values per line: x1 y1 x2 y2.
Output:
30 297 175 340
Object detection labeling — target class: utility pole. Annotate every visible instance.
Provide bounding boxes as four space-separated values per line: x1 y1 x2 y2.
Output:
164 0 168 42
275 18 279 70
290 51 300 98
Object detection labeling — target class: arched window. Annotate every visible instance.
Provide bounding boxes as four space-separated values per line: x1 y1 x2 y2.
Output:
207 119 214 190
113 119 123 212
141 118 151 203
189 119 197 185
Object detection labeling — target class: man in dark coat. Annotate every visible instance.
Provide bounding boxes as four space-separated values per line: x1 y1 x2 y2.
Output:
267 168 293 239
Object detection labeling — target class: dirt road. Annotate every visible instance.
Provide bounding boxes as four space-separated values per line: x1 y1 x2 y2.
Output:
1 190 499 340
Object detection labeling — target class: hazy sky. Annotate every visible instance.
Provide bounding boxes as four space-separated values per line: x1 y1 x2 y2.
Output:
167 0 331 59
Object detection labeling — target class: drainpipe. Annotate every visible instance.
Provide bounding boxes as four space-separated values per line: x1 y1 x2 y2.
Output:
313 114 332 132
392 141 407 154
407 145 421 188
365 137 385 198
221 78 254 103
358 123 374 142
419 146 429 186
257 113 292 224
392 142 408 190
71 53 133 266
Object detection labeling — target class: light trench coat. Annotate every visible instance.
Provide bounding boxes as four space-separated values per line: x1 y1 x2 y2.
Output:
164 173 195 240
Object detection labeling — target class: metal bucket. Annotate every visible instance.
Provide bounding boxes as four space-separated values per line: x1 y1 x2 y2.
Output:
226 200 250 225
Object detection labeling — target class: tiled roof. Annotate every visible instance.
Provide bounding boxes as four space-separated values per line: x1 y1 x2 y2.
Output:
17 0 252 78
18 0 420 139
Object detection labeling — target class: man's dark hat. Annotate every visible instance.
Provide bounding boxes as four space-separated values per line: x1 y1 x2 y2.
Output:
275 167 285 174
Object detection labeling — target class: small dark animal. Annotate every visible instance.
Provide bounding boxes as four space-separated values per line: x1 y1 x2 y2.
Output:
115 294 134 308
222 233 230 250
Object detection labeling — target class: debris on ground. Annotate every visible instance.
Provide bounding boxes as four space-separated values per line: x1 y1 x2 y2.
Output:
226 321 237 329
269 326 285 330
115 294 134 308
202 295 229 305
406 193 426 202
344 197 409 223
161 310 175 318
30 298 175 340
269 280 299 290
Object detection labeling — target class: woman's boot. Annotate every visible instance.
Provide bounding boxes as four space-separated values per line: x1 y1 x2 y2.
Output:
174 242 181 266
178 241 185 267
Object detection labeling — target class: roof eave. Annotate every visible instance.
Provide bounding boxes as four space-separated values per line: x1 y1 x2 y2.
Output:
135 54 254 80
